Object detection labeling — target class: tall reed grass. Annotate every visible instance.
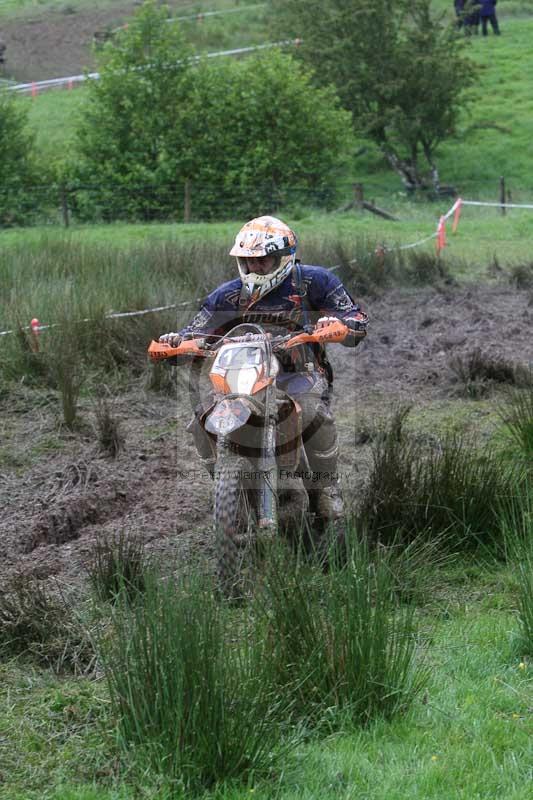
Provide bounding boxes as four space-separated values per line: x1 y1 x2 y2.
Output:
0 238 232 383
96 539 428 791
499 386 533 470
254 538 428 729
98 569 299 792
500 488 533 656
0 233 459 390
357 407 517 551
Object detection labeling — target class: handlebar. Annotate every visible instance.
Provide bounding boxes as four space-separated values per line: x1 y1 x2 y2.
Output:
148 319 357 362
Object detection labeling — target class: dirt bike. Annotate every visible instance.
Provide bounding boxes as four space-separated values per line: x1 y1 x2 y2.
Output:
148 319 356 596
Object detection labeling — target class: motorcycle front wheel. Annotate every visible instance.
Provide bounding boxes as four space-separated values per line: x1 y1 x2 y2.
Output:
214 450 257 599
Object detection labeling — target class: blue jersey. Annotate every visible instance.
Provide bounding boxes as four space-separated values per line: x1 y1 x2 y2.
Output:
180 264 366 340
179 264 368 384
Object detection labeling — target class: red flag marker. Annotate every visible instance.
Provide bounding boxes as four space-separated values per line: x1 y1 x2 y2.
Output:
30 318 40 352
31 82 38 98
436 217 447 252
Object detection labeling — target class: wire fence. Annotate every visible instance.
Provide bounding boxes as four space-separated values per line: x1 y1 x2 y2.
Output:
2 177 531 229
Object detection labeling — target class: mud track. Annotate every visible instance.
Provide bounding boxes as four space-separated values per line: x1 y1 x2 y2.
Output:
0 284 531 588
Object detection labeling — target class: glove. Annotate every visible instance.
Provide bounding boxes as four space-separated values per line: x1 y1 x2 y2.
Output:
345 311 368 333
159 332 182 347
315 316 339 329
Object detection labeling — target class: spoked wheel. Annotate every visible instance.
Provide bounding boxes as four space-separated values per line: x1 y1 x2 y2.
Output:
214 453 257 600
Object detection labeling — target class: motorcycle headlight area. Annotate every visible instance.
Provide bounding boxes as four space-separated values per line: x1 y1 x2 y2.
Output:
210 343 278 395
205 398 253 435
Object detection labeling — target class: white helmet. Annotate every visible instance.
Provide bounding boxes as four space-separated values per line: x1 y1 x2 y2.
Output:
229 216 298 301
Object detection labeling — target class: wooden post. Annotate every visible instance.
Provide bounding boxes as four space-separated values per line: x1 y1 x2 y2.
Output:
353 182 364 209
184 178 191 223
60 185 70 228
499 176 506 216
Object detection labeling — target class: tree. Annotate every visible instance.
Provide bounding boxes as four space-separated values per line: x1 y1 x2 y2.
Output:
173 50 352 218
270 0 477 192
0 92 37 224
74 1 351 221
75 0 195 220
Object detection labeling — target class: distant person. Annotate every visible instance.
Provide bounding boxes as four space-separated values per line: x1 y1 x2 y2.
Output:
479 0 500 35
0 38 5 65
465 1 480 34
454 0 466 29
455 1 480 36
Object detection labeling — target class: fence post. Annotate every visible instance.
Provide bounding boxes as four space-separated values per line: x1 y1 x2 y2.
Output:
184 178 191 223
353 182 364 210
60 184 70 227
499 176 506 216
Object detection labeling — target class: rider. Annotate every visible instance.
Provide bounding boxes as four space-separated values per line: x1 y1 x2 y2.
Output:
160 216 368 522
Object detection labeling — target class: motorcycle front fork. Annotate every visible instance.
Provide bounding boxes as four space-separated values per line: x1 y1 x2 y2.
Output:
258 417 277 529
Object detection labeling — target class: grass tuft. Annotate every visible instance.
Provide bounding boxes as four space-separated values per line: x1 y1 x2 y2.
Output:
86 532 148 605
498 386 533 468
357 406 515 550
0 574 94 672
255 537 427 729
96 569 298 791
93 392 125 457
500 488 533 656
405 249 452 285
508 260 533 289
449 348 530 399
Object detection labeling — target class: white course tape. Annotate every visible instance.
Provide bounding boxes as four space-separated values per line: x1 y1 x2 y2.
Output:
8 40 299 94
0 299 198 338
396 232 438 251
170 4 265 23
442 198 462 220
461 200 533 210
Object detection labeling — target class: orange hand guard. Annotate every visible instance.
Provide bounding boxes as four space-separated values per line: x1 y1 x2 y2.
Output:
284 319 350 349
147 339 209 361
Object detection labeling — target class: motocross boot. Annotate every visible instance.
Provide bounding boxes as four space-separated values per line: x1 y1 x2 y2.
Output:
299 398 344 522
315 478 344 520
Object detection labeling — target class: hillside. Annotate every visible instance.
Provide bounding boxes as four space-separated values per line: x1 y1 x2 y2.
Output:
15 10 533 204
0 0 268 82
2 1 532 83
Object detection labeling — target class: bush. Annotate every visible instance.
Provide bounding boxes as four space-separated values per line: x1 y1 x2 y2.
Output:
73 2 351 221
0 93 41 225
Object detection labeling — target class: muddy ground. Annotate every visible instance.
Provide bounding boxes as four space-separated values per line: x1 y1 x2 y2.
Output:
0 283 532 588
0 1 191 82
